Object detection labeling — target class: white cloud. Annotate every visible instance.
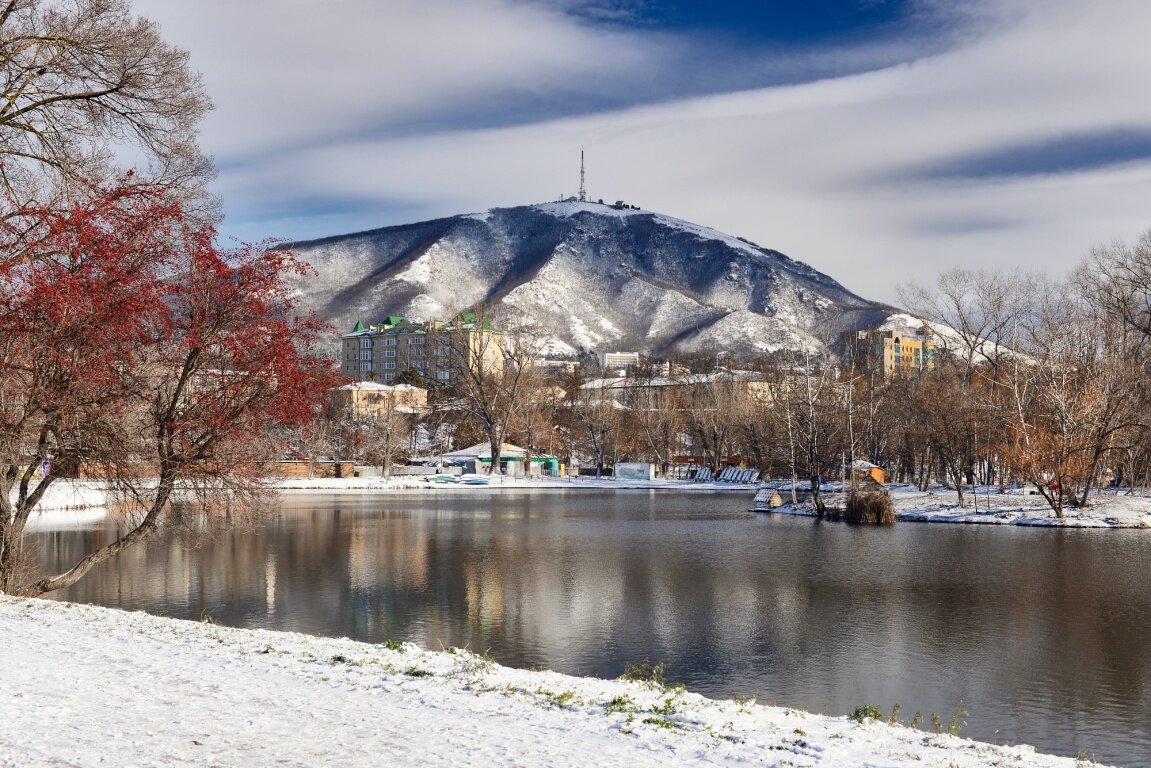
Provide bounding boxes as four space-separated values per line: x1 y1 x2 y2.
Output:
134 0 1151 304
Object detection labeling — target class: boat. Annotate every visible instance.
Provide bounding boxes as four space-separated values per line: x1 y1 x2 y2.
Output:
459 474 491 486
426 474 459 484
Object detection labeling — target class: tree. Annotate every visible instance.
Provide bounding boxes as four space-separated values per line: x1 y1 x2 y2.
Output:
433 304 543 474
0 184 337 595
681 371 743 476
900 269 1033 384
361 397 412 477
1005 274 1145 515
564 366 622 477
620 363 685 478
0 0 213 208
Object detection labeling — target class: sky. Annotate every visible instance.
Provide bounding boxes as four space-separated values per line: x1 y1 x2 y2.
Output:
130 0 1151 305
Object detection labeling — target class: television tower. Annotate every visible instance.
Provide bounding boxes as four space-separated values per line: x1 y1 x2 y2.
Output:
578 148 586 202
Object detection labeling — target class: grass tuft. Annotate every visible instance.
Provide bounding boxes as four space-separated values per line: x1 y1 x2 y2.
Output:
844 490 896 525
620 659 666 688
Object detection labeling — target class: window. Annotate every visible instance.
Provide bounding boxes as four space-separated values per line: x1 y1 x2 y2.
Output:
383 349 396 357
383 337 397 346
359 350 372 361
360 338 372 349
381 372 395 381
359 362 372 371
414 359 426 368
382 362 396 370
411 347 424 356
410 336 425 345
437 371 451 382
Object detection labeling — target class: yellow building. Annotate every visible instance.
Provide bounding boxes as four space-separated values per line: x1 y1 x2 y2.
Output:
328 382 427 420
842 329 935 377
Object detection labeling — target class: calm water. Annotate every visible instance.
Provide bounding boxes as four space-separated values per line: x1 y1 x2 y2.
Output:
36 491 1151 767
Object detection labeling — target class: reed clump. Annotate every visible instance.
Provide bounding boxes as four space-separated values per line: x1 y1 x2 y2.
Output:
843 489 895 525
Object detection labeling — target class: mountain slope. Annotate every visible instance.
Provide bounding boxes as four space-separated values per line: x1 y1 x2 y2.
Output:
288 201 899 357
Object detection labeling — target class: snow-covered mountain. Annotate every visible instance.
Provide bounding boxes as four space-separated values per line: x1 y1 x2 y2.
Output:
288 201 900 357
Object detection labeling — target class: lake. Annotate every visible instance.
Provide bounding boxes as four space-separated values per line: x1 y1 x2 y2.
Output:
35 490 1151 767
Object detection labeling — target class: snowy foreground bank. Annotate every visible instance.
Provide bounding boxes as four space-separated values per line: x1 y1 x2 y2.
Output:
0 599 1104 768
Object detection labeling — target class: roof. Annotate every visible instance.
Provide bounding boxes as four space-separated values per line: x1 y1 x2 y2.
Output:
579 371 768 390
443 441 527 459
333 381 427 394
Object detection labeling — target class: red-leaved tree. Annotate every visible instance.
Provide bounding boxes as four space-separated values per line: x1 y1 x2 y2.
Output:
0 183 339 595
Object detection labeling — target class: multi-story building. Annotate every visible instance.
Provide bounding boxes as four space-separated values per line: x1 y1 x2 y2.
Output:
597 351 640 371
340 313 504 384
328 381 427 420
841 329 935 377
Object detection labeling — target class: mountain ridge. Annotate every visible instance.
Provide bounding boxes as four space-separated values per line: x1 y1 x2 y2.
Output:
286 200 904 358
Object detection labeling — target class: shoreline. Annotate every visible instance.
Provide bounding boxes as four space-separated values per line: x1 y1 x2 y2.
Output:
20 478 1151 529
0 597 1104 767
761 485 1151 529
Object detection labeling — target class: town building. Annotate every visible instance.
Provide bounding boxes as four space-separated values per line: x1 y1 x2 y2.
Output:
841 329 936 377
328 381 427 421
597 351 640 371
340 313 505 384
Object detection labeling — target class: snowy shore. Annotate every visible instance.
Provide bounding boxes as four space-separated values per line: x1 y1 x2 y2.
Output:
21 477 1151 529
0 598 1105 768
768 485 1151 529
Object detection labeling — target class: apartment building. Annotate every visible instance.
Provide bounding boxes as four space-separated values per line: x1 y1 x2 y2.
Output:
841 329 936 376
340 313 504 384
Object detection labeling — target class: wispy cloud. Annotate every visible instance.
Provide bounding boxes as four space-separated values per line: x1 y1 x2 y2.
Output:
135 0 1151 303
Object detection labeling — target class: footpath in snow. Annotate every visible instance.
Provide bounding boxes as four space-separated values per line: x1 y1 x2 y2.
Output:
0 598 1105 768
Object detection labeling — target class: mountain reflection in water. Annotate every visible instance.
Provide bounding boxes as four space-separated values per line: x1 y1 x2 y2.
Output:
38 490 1151 768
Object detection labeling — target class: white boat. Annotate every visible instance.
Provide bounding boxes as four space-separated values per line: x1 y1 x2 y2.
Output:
459 474 491 486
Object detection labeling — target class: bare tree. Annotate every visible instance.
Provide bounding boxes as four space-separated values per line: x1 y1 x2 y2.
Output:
900 269 1034 384
0 0 214 209
564 366 621 477
620 364 685 478
434 304 544 474
1002 276 1143 515
681 371 744 476
362 401 412 477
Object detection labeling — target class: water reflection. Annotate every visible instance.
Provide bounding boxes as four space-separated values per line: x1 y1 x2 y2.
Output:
38 491 1151 767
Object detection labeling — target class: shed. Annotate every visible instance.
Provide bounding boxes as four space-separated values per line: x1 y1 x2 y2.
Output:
850 460 886 486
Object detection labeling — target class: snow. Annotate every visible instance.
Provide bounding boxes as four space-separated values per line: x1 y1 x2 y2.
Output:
0 597 1101 768
768 484 1151 528
6 480 110 530
292 200 887 361
533 201 650 220
18 479 1151 530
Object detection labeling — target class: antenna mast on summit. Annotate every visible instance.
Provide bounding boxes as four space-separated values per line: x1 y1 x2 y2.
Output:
578 148 586 202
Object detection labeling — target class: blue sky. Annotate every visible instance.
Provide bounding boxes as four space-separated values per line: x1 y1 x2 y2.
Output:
132 0 1151 304
568 0 915 43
